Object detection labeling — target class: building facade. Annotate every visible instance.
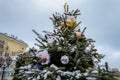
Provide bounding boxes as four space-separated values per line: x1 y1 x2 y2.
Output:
0 33 28 56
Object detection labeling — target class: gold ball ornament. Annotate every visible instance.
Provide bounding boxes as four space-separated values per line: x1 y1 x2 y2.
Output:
76 33 82 39
60 22 65 27
25 61 28 65
66 19 77 28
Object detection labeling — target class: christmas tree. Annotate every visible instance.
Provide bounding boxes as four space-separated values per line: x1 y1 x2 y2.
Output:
13 3 118 80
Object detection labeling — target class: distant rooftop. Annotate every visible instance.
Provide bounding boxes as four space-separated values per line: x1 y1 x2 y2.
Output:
0 32 28 46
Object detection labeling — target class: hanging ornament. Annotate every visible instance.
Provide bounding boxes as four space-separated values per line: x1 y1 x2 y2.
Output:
60 22 65 27
25 61 28 65
36 50 50 65
66 16 77 28
36 63 42 70
41 56 48 64
75 32 82 39
60 55 69 64
41 50 50 65
60 16 77 28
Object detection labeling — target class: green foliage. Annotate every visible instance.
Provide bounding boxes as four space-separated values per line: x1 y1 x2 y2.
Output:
13 3 118 80
97 63 118 80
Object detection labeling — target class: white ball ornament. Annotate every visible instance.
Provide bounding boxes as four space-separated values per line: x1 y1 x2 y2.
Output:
36 50 50 65
60 55 69 64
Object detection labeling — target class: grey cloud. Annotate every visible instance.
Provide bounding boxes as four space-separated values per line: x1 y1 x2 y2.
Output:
79 0 120 49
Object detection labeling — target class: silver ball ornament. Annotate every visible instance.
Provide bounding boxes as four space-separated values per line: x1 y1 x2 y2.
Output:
60 55 69 64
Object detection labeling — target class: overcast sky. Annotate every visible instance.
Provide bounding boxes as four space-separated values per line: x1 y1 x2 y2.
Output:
0 0 120 70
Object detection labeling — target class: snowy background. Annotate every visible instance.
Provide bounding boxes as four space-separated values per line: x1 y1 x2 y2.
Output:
0 0 120 70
